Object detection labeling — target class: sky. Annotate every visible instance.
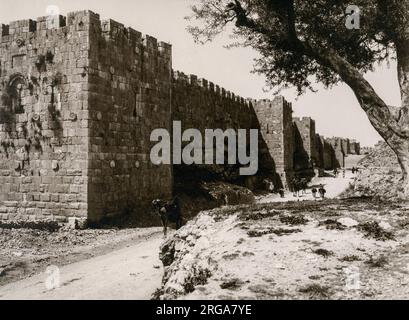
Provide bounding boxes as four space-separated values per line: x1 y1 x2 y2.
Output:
0 0 402 147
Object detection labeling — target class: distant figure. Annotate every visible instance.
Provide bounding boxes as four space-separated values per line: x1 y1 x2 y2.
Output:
279 188 285 198
152 197 183 237
318 185 327 200
291 178 298 197
352 167 355 174
333 168 338 178
293 186 299 198
312 187 318 199
263 179 274 193
343 169 346 178
300 178 308 195
294 180 302 197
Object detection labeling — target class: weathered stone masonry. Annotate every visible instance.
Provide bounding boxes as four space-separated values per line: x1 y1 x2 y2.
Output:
0 11 361 223
0 13 90 222
172 72 255 134
171 71 288 189
87 15 173 220
253 97 294 188
0 11 172 222
327 137 346 168
293 117 316 173
171 71 266 191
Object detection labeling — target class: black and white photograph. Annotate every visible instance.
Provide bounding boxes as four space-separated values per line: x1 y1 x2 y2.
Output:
0 0 408 306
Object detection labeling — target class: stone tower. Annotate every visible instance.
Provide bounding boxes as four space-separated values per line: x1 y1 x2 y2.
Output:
293 117 317 169
327 137 345 168
0 11 173 222
253 96 294 188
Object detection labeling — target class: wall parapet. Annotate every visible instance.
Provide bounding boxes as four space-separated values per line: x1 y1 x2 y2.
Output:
172 70 251 108
0 10 171 57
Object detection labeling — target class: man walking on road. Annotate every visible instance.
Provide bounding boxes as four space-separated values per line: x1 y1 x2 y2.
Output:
319 185 327 200
312 187 318 200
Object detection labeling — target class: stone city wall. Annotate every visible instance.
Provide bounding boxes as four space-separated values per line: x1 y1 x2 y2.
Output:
0 11 363 222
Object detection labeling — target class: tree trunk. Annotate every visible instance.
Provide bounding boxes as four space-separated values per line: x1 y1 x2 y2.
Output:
385 134 409 194
391 36 409 195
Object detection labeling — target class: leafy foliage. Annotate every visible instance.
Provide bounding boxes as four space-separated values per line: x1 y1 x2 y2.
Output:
187 0 408 94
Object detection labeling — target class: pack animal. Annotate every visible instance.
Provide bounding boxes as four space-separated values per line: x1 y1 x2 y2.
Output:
152 198 183 237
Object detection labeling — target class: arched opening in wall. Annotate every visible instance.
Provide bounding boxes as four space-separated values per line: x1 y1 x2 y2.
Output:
0 74 23 124
8 74 26 114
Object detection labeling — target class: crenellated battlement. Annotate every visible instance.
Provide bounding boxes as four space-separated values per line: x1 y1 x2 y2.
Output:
293 116 314 123
0 10 171 56
172 69 250 107
0 10 95 37
252 96 293 113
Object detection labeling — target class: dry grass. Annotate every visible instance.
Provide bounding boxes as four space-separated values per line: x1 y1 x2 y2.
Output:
318 219 346 231
365 255 389 268
339 255 361 262
220 279 244 290
299 284 331 299
280 215 309 226
247 228 301 238
356 222 395 241
313 249 334 258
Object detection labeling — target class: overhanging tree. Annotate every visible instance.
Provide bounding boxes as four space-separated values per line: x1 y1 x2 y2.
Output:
187 0 409 193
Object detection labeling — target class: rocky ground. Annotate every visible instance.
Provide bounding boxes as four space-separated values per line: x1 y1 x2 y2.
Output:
343 142 404 200
155 150 409 300
156 198 409 300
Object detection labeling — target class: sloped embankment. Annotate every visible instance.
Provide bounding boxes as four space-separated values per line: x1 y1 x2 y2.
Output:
344 142 403 200
155 199 409 300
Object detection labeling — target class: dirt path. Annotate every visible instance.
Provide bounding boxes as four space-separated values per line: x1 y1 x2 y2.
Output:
0 231 164 300
257 171 356 204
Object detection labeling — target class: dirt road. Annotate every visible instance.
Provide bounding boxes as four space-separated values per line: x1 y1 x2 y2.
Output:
0 231 164 300
257 155 365 204
257 171 357 204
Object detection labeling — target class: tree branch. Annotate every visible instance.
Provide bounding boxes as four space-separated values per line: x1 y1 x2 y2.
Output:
300 41 408 139
226 0 409 139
